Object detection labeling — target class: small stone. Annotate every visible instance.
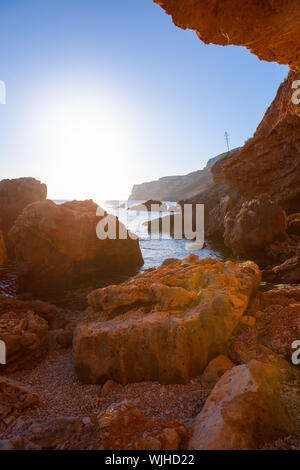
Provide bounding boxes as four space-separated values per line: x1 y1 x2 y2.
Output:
140 437 162 450
240 315 256 327
162 428 181 450
82 417 91 425
201 355 235 388
101 380 118 397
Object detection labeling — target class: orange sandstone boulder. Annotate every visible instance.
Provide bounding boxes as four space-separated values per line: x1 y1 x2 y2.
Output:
187 360 296 450
8 199 143 295
73 255 260 384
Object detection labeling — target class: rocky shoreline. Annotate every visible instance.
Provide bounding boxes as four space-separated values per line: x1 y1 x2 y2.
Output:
1 0 300 450
0 181 299 449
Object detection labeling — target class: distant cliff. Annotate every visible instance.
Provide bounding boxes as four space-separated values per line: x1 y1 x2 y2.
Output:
128 150 239 201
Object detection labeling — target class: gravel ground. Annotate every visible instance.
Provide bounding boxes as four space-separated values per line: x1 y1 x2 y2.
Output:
1 349 210 448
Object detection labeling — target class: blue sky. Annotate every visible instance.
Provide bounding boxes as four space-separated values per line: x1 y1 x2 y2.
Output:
0 0 289 200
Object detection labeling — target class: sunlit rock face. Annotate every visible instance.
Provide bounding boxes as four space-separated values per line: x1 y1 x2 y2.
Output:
187 360 296 450
0 177 47 237
154 2 300 259
154 0 300 72
222 71 300 212
73 255 260 385
154 2 300 214
8 199 144 295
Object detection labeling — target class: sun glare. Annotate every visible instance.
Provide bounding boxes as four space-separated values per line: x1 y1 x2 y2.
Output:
34 86 140 201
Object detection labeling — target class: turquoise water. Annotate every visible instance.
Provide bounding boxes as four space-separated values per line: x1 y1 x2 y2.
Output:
101 200 224 271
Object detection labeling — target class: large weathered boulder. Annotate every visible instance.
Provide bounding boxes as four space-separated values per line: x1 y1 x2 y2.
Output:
187 360 296 450
154 2 300 214
8 199 143 295
154 1 300 71
224 196 287 257
73 255 260 385
0 177 47 236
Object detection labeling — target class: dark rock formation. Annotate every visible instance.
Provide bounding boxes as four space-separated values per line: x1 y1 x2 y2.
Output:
0 178 47 237
287 213 300 236
271 256 300 284
8 199 143 295
0 299 49 371
0 376 41 430
223 196 287 257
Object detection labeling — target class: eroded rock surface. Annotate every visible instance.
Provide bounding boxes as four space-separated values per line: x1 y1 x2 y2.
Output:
9 199 143 294
73 255 260 385
0 376 40 431
0 294 57 371
200 355 235 389
223 72 300 212
154 1 300 252
227 287 300 366
154 1 300 71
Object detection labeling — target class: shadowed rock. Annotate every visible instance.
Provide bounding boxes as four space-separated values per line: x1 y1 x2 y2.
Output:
8 199 144 295
0 177 47 237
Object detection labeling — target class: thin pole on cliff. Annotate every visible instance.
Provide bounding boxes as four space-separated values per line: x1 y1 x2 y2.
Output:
224 131 230 153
